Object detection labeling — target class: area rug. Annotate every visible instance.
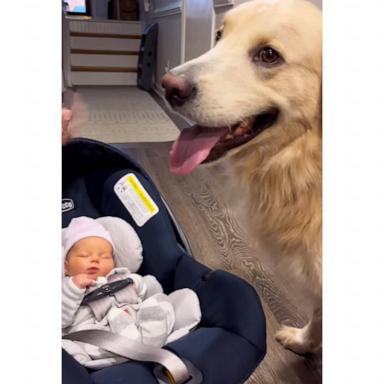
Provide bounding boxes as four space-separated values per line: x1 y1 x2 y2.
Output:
72 87 180 143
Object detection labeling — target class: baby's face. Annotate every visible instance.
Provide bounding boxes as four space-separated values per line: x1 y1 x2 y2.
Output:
65 237 115 279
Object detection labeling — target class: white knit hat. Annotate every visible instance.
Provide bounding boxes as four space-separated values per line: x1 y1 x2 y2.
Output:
62 216 115 258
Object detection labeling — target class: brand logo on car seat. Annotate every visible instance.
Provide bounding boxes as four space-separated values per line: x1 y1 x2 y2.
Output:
62 199 74 212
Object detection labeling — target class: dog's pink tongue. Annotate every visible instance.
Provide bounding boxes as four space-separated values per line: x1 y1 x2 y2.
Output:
170 126 228 175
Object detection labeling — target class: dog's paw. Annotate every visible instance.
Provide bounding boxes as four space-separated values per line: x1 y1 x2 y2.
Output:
275 325 319 355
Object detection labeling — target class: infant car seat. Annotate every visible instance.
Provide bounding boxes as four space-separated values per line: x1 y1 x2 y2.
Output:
62 138 266 384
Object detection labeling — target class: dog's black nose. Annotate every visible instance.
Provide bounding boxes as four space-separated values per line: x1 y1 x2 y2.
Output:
161 72 195 107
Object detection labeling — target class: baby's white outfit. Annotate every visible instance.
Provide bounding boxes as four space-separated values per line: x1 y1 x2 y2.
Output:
62 267 201 369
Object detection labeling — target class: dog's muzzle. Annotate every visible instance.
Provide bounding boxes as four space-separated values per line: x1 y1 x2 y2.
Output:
161 72 196 107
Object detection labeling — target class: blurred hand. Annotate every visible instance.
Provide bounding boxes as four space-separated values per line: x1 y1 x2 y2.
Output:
62 107 72 145
71 274 96 289
62 90 87 145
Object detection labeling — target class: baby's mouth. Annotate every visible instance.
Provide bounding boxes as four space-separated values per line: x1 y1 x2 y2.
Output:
87 267 99 274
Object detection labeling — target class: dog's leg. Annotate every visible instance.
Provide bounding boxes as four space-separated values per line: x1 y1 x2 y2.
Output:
275 299 322 354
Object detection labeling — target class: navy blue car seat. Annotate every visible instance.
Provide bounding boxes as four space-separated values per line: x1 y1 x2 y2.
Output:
62 138 266 384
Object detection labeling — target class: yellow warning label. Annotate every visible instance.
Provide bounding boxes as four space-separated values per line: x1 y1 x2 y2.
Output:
114 173 159 227
126 174 157 215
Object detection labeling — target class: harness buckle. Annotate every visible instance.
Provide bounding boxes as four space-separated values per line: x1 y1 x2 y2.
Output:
81 277 134 305
153 358 203 384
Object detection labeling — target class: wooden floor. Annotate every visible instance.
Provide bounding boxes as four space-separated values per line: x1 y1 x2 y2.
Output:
113 141 322 384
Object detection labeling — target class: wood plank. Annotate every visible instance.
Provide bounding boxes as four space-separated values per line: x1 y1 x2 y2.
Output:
70 31 142 39
70 36 141 51
68 19 142 35
69 72 137 85
71 66 137 73
71 54 138 68
71 48 139 55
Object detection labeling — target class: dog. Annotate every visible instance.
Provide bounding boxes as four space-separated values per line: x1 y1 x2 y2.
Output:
161 0 322 354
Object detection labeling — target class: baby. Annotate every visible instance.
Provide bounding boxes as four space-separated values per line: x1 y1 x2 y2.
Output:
62 216 201 369
64 222 115 289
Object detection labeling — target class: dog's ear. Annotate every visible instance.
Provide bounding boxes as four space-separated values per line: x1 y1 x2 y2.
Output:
215 26 223 44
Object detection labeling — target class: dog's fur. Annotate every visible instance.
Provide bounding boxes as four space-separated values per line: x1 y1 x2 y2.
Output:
166 0 322 354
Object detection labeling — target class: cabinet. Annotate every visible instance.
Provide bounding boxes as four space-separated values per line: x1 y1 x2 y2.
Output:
148 0 228 91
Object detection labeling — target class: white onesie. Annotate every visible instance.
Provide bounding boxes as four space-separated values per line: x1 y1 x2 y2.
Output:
62 267 201 369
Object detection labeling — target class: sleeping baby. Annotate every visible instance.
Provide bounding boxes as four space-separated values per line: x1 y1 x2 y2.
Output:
62 216 201 369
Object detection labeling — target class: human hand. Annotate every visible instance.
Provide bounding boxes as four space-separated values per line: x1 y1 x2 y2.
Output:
71 274 96 289
62 107 72 145
62 90 87 145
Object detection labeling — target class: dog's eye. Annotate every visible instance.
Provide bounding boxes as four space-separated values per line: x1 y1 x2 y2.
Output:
256 47 282 65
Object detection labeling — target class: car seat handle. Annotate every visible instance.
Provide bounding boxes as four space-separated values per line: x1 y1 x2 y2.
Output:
63 330 202 384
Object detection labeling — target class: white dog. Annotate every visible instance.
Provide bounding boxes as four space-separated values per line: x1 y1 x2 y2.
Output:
162 0 322 354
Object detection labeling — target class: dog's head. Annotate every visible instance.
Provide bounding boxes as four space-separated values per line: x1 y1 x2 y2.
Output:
162 0 322 175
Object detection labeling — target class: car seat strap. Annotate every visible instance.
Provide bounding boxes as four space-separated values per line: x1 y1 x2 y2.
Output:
63 330 197 384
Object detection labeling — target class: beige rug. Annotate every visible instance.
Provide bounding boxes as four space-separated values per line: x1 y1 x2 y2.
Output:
73 87 180 143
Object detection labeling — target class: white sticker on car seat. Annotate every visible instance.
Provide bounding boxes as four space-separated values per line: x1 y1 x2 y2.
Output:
114 173 159 227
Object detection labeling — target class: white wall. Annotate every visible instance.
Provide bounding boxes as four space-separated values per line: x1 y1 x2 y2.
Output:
151 0 216 90
184 0 214 62
150 0 184 90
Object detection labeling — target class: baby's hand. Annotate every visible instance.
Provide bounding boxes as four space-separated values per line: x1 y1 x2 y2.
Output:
71 274 96 289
